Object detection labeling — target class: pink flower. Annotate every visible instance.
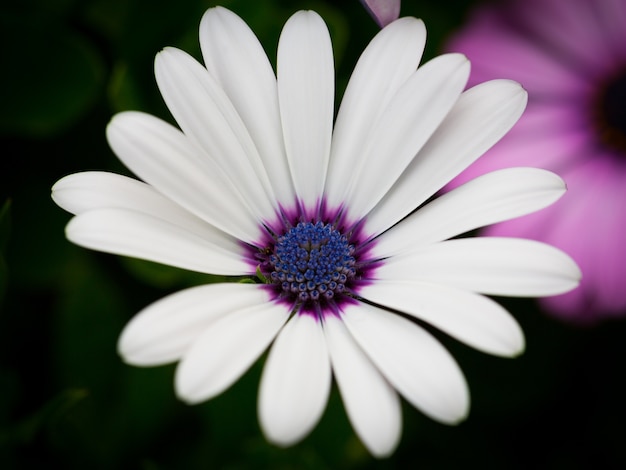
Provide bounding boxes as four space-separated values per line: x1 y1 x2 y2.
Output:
447 0 626 323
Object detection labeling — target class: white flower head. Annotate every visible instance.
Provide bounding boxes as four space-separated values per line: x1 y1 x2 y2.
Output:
51 7 580 457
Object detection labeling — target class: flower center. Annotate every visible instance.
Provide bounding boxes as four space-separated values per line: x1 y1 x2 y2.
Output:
595 68 626 153
268 221 356 304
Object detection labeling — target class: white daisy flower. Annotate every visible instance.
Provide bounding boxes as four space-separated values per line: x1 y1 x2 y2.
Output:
51 6 580 457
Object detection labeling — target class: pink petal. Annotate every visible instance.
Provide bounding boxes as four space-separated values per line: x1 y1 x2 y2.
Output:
360 0 401 27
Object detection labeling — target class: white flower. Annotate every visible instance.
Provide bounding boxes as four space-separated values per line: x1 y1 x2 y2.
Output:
51 6 580 457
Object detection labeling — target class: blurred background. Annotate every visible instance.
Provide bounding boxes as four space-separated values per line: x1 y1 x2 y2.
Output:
1 0 625 468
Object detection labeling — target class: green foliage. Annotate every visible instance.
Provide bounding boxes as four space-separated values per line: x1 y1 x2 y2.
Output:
0 13 105 136
0 200 10 304
120 257 227 289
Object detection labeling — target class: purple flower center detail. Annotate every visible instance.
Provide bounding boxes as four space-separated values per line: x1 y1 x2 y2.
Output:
251 206 379 317
595 68 626 152
269 221 356 303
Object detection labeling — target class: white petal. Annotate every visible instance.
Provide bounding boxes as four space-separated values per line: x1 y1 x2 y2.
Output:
118 283 270 365
375 237 582 297
325 17 426 209
175 298 289 404
52 171 240 253
324 314 401 457
360 281 525 357
52 171 167 215
342 302 469 424
107 111 261 242
154 47 277 221
258 313 332 446
66 208 249 275
373 167 566 257
277 11 334 212
342 53 470 221
200 7 295 205
366 79 528 235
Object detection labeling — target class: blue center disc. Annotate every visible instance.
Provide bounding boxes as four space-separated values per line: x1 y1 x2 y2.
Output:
269 221 356 302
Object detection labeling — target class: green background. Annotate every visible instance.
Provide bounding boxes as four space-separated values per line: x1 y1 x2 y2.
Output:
1 0 625 468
